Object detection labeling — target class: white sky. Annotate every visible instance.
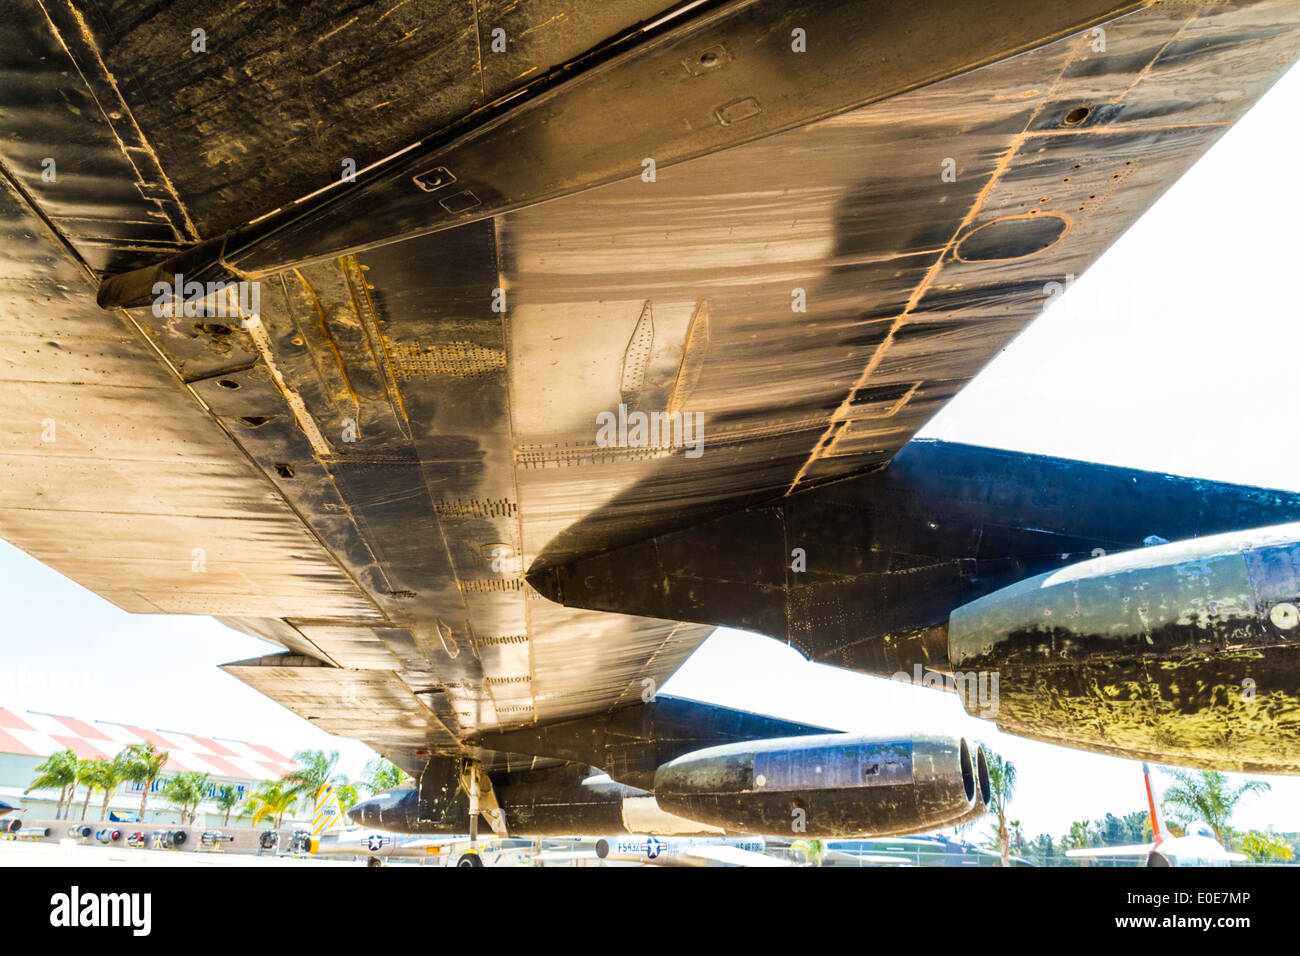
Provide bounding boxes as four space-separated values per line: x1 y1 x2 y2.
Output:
3 59 1299 842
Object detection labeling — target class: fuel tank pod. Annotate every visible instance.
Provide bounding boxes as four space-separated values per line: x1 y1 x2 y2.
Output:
949 522 1300 773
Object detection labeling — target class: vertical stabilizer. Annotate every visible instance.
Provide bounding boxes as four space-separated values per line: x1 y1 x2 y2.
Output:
1142 764 1164 844
312 784 347 836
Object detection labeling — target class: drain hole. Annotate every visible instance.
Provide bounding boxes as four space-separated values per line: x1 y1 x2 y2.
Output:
274 463 294 478
195 323 233 336
239 416 270 428
217 379 240 389
1063 106 1090 126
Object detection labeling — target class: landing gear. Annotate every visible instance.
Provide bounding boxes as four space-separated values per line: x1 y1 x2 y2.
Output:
460 760 508 844
366 857 384 868
457 852 483 868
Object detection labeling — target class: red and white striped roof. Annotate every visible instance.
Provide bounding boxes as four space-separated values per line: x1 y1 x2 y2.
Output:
0 707 297 782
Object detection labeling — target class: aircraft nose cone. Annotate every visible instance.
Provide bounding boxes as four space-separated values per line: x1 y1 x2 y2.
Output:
350 788 416 830
349 796 382 828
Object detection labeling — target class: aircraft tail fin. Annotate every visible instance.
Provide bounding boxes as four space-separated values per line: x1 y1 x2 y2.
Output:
1142 763 1164 844
312 783 347 836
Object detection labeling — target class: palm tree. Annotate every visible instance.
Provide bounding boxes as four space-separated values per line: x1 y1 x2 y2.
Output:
96 753 130 821
120 743 169 823
1008 818 1027 856
1030 833 1059 866
76 758 108 820
281 749 341 800
1160 769 1270 844
214 784 241 826
985 751 1017 867
1062 819 1095 850
362 757 412 795
333 782 359 812
1236 830 1294 863
163 771 210 825
245 781 297 829
26 749 80 820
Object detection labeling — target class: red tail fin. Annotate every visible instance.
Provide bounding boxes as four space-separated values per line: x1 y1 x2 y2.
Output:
1143 763 1163 844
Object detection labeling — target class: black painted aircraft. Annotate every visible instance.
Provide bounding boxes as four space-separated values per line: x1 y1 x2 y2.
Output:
4 0 1300 839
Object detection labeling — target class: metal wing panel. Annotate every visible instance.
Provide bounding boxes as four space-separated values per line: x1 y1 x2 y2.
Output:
0 178 380 620
506 0 1300 569
3 0 1298 767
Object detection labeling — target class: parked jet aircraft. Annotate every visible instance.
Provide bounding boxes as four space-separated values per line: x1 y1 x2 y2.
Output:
0 799 20 833
824 837 1031 867
1066 765 1248 867
301 784 495 867
594 835 789 867
4 0 1300 840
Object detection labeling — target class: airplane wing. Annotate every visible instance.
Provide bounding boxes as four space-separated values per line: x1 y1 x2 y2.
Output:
822 850 916 866
1066 845 1154 858
532 850 598 863
680 844 793 868
3 0 1299 782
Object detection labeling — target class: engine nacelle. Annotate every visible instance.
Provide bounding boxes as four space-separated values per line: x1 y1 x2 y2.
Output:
949 523 1300 773
652 733 978 837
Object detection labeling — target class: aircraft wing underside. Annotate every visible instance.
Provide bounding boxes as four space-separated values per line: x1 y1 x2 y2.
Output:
2 0 1299 774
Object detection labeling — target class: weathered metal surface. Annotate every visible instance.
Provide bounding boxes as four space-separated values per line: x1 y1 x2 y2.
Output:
349 761 677 837
89 0 1144 287
949 524 1300 774
55 0 677 238
471 695 833 790
509 0 1300 571
533 441 1300 660
0 178 380 620
534 442 1300 772
0 0 198 273
351 735 977 838
653 734 979 837
3 0 1300 797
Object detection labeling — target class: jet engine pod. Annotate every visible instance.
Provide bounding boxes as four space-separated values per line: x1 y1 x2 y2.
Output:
653 733 977 837
938 742 991 829
949 523 1300 773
